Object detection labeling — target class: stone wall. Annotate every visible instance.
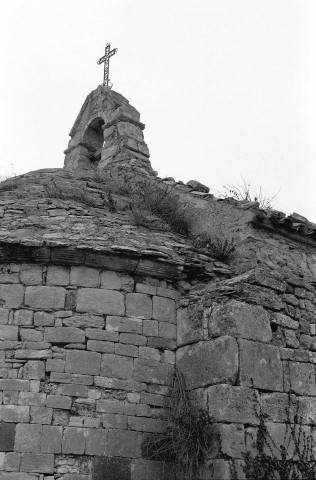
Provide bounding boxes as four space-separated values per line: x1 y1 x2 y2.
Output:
0 263 178 479
177 230 316 478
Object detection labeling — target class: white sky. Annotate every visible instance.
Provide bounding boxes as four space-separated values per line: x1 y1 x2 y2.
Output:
1 0 316 221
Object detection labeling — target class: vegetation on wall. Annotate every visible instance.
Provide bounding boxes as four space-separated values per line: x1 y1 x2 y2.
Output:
143 367 213 480
219 177 279 210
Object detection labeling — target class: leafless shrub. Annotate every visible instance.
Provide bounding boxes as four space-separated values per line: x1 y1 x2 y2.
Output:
219 178 279 210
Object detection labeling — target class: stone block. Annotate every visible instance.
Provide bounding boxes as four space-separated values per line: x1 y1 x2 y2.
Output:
0 473 38 479
152 296 176 323
20 329 43 342
133 360 169 385
58 383 88 397
33 312 54 326
50 372 93 385
65 350 101 375
0 405 30 422
20 265 42 285
77 288 125 315
4 452 20 471
239 339 283 391
142 320 158 337
0 284 24 308
128 416 164 433
126 293 152 319
136 283 157 295
119 333 147 346
0 326 18 340
107 316 142 334
30 406 52 424
0 307 9 325
85 429 108 455
46 266 69 286
285 362 316 396
208 300 272 342
101 354 133 379
14 423 42 453
46 358 65 372
108 429 142 458
158 322 176 340
86 328 118 342
18 392 46 406
41 425 62 453
176 336 238 389
96 399 124 414
62 427 86 454
93 456 131 480
297 396 316 424
177 306 203 347
64 314 105 328
15 350 52 360
70 266 99 287
115 343 138 357
240 284 283 310
44 327 85 343
23 361 45 380
46 395 72 409
13 310 33 326
102 413 128 429
0 422 16 451
100 271 133 291
25 286 65 310
138 346 160 362
207 384 259 424
211 423 245 458
87 340 114 353
20 453 54 473
131 459 173 480
0 379 30 391
271 312 299 330
261 392 290 422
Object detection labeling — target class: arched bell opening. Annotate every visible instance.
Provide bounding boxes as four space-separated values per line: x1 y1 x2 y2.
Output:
82 117 105 161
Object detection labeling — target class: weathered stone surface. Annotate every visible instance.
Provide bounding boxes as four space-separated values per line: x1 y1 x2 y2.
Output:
131 459 173 480
176 336 238 389
30 406 52 424
15 349 52 360
87 340 114 353
20 265 42 285
0 325 18 340
23 361 45 380
132 360 169 385
20 453 54 473
14 423 42 453
46 394 72 409
50 372 93 385
4 451 21 471
207 384 259 424
208 300 272 342
126 293 152 319
240 284 283 310
0 284 24 308
65 350 101 375
86 328 118 342
13 310 33 326
0 307 9 325
0 422 16 451
44 327 85 343
25 286 65 310
152 296 176 322
85 429 108 455
33 311 54 326
187 179 210 193
77 288 125 315
107 429 142 458
177 306 203 347
239 339 283 391
47 266 69 286
0 405 30 422
41 425 62 453
63 315 105 328
101 271 133 291
62 427 86 454
271 312 299 330
107 316 142 334
18 392 46 406
101 354 133 379
285 361 316 396
93 456 131 480
0 379 30 391
58 383 88 397
71 266 99 287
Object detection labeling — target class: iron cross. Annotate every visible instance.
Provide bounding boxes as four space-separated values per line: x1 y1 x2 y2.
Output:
97 43 118 89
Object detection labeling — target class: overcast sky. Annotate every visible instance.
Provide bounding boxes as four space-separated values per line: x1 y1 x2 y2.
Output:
1 0 316 221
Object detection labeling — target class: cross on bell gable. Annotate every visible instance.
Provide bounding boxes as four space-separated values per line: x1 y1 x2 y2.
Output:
97 43 118 89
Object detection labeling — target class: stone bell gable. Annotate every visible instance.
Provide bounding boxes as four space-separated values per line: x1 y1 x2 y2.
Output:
64 86 151 175
0 85 316 479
